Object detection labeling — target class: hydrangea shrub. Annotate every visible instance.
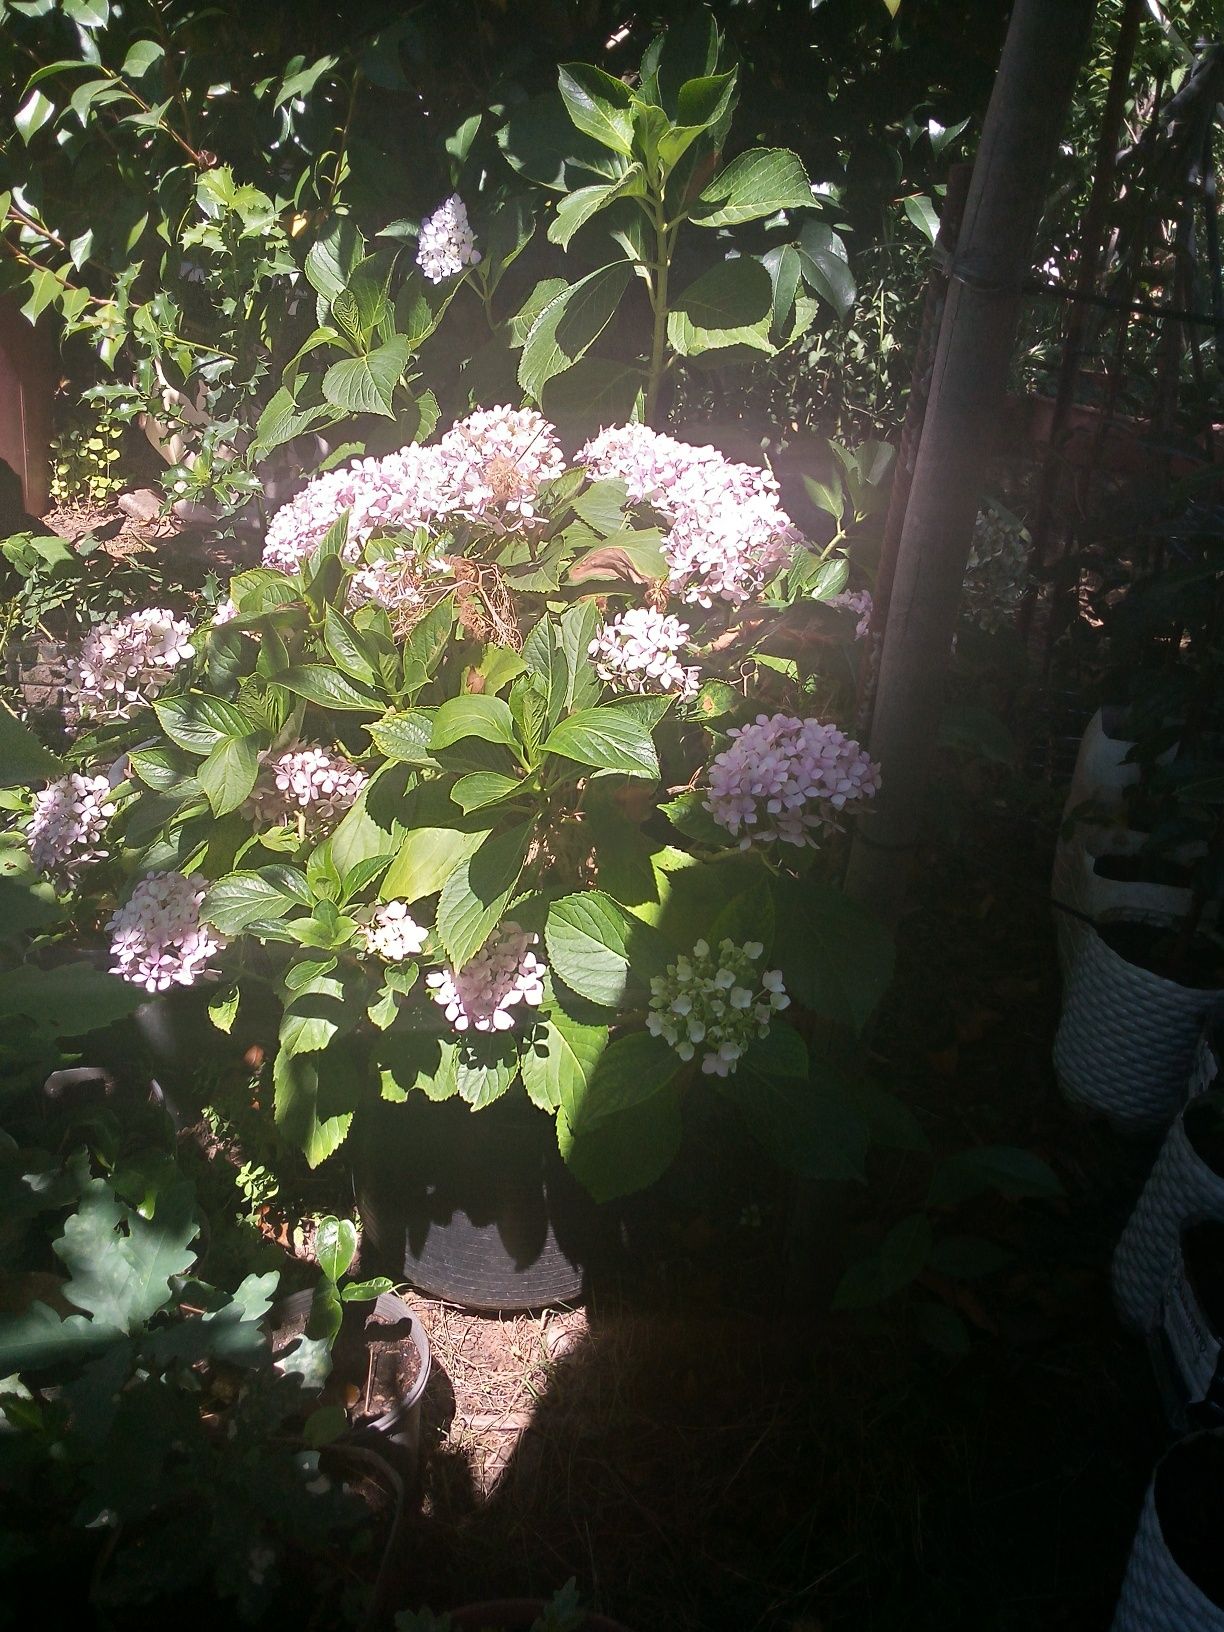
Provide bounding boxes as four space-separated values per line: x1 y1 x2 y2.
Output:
21 406 892 1202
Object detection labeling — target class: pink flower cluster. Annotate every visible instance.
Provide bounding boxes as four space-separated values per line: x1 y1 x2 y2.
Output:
704 713 881 848
416 194 481 284
589 607 699 697
108 871 225 992
425 921 546 1033
262 407 564 574
245 743 366 834
827 588 873 640
27 772 115 884
363 901 428 962
579 424 802 607
74 608 195 716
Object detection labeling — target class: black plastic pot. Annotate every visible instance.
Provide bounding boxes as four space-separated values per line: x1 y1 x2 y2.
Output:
268 1289 431 1476
352 1094 618 1313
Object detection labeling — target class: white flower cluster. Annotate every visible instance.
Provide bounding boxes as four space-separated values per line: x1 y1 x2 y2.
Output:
647 937 789 1077
108 871 225 992
579 424 802 608
262 407 564 574
425 921 545 1033
363 901 428 962
416 193 481 284
704 712 881 848
438 405 566 528
589 608 699 697
245 743 366 834
962 508 1031 632
74 608 195 716
826 587 873 640
27 772 115 884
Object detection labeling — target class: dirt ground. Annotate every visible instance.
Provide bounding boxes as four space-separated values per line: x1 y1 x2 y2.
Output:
370 740 1167 1632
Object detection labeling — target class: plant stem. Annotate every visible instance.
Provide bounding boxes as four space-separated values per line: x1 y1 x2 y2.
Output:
643 193 672 427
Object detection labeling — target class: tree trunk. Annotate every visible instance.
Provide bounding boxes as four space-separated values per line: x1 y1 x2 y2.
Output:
843 0 1097 925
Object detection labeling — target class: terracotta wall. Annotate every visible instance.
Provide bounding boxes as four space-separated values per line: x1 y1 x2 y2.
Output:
0 299 55 517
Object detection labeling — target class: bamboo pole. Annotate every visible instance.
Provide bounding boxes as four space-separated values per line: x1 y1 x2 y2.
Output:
843 0 1097 926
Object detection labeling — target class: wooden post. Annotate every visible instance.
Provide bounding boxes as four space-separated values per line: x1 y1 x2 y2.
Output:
843 0 1097 926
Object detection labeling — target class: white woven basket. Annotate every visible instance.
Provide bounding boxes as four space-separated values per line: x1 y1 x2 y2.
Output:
1064 707 1143 821
1111 1439 1224 1632
1189 1028 1221 1101
1112 1110 1224 1332
1054 922 1224 1132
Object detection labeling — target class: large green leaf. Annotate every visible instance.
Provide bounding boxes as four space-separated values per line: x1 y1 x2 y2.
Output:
0 703 62 786
0 1301 120 1373
795 221 856 321
928 1146 1063 1207
382 817 492 904
668 257 774 356
430 695 519 753
454 1033 519 1110
271 665 381 711
541 702 659 778
196 734 261 817
547 170 643 250
435 823 531 968
520 996 609 1114
377 1032 460 1102
0 962 143 1038
544 891 666 1008
498 92 627 191
367 709 437 764
834 1213 933 1310
54 1177 198 1331
557 63 637 157
273 1045 357 1168
656 71 738 166
202 869 302 934
519 262 632 400
321 335 412 419
304 217 366 301
153 693 255 755
561 1030 677 1134
557 1082 682 1202
715 1033 870 1182
691 147 818 227
772 880 894 1034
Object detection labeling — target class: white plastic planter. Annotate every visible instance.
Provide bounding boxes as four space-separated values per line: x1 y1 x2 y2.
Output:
1054 922 1224 1133
1111 1433 1224 1632
1112 1103 1224 1332
1064 706 1144 821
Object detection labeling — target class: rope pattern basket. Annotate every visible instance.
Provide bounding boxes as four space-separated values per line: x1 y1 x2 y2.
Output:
1053 923 1224 1132
1064 707 1142 821
1111 1446 1224 1632
1112 1112 1224 1332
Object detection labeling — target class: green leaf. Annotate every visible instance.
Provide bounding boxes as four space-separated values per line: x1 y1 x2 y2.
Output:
796 222 856 321
381 800 494 903
692 148 817 227
15 89 55 143
562 1030 676 1134
208 985 240 1035
273 1047 355 1169
834 1214 933 1310
435 823 531 968
0 703 62 786
557 63 637 157
498 92 627 191
661 790 729 846
272 665 380 711
324 605 379 687
377 1032 460 1103
55 1176 198 1331
430 695 519 753
454 1033 519 1110
202 870 300 935
938 704 1015 765
715 1028 870 1183
668 257 774 357
542 358 642 431
547 171 643 249
321 336 412 419
519 262 632 400
541 702 659 778
196 734 261 817
121 39 164 78
305 217 365 301
315 1216 357 1282
928 1147 1063 1207
903 193 941 244
451 771 523 813
913 1301 970 1357
657 71 738 166
520 997 609 1114
154 693 253 756
0 1302 119 1373
545 892 666 1008
773 881 894 1034
0 961 143 1038
558 1082 682 1202
927 1235 1013 1280
368 709 436 765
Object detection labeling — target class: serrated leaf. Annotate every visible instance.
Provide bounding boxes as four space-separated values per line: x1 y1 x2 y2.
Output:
520 997 609 1113
561 1030 676 1134
196 733 261 816
519 262 632 400
430 695 519 753
368 709 437 764
668 257 774 356
773 880 894 1034
0 702 62 786
272 665 380 711
315 1215 357 1282
557 62 637 156
557 1082 682 1202
541 702 659 778
153 693 252 756
322 335 412 419
692 147 818 227
834 1213 933 1309
436 822 530 967
796 222 856 320
450 771 523 813
545 891 667 1008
